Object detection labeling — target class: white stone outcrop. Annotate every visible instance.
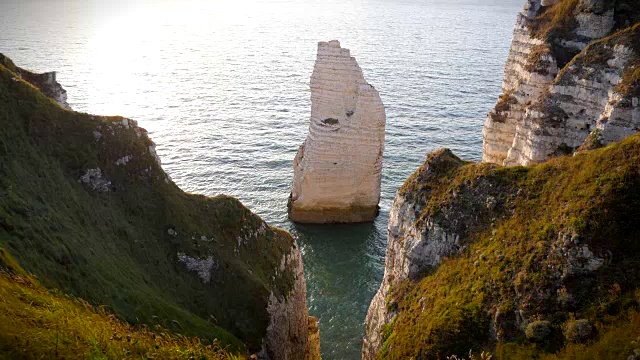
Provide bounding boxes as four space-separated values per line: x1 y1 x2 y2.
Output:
1 53 71 109
39 71 71 110
78 168 111 192
482 0 639 166
288 40 386 223
482 7 558 165
363 196 419 359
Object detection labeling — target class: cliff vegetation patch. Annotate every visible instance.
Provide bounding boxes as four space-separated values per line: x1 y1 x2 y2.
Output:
378 134 640 359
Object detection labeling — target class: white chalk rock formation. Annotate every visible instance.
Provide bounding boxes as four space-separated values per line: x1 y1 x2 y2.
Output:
363 149 473 359
482 0 639 166
288 40 386 223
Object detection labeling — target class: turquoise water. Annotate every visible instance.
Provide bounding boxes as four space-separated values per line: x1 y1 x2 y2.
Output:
0 0 522 358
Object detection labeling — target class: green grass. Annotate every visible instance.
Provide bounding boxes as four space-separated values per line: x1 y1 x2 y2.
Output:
496 310 640 359
529 0 580 42
0 55 297 353
377 134 640 359
0 262 241 359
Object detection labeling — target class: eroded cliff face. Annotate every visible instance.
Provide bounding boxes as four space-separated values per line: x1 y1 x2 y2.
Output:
483 0 640 166
0 54 313 358
363 150 516 359
261 244 309 360
289 40 386 223
363 137 640 359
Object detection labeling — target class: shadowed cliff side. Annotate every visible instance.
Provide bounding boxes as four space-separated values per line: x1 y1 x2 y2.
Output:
0 55 316 359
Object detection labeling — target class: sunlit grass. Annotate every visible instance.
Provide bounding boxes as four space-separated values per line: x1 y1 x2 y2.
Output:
379 133 640 359
0 264 242 359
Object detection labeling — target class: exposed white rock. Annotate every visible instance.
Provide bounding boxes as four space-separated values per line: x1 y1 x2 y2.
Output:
177 252 216 283
115 155 133 166
363 191 466 358
576 10 614 39
482 0 639 166
40 71 71 110
148 142 162 167
482 8 558 165
565 244 605 276
0 54 70 109
363 149 481 359
78 168 111 192
288 40 386 223
504 42 639 165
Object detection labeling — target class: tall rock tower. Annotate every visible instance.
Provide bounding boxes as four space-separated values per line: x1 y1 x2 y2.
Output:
288 40 386 223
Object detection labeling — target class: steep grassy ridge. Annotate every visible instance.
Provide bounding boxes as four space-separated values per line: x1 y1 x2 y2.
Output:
0 250 238 359
0 56 297 354
378 134 640 359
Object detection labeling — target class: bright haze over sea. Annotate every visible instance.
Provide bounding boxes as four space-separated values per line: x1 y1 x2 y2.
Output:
0 0 522 358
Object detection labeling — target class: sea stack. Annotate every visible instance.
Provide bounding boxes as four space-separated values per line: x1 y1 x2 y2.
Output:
288 40 386 223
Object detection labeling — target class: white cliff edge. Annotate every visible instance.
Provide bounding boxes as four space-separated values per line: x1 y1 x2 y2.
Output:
363 150 472 359
261 242 320 360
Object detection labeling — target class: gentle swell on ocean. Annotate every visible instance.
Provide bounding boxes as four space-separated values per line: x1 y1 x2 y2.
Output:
0 0 522 358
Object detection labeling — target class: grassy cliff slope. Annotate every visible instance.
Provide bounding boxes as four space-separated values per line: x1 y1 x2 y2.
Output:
0 250 238 359
378 134 640 359
0 55 298 355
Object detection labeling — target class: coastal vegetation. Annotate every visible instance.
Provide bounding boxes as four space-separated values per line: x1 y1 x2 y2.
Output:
0 54 300 356
0 250 238 359
377 133 640 359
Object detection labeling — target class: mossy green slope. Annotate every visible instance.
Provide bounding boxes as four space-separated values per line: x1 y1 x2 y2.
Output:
0 56 296 353
0 251 239 359
379 135 640 359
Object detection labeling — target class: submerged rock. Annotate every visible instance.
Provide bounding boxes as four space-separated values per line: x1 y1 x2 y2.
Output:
288 40 386 223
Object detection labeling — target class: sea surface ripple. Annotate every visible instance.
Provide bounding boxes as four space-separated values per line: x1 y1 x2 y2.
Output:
0 0 522 358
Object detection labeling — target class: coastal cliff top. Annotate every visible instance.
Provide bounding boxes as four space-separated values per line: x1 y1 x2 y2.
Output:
377 132 640 359
0 54 298 355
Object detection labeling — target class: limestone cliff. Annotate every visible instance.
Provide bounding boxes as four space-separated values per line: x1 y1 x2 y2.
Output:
483 0 640 165
288 40 386 223
262 245 309 360
0 54 312 358
364 136 640 359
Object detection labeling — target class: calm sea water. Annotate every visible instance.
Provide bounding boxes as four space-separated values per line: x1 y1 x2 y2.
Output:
0 0 522 358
